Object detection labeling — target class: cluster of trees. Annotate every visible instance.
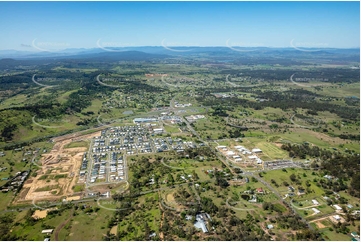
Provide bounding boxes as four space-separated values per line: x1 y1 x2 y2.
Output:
1 123 16 141
216 213 269 240
338 134 360 140
282 142 333 159
262 202 285 214
282 143 359 197
316 178 349 194
181 147 216 160
197 88 359 121
130 159 169 189
0 214 18 240
214 171 229 188
295 229 323 241
227 68 360 84
275 214 308 230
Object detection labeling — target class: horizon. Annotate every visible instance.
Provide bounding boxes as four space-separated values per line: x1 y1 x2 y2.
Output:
2 45 361 52
0 1 359 51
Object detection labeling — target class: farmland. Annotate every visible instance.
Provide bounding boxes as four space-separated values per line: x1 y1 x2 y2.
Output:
0 47 359 241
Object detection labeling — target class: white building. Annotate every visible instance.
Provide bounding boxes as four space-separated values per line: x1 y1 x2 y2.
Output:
252 148 262 153
334 204 342 210
312 199 319 205
226 151 235 157
312 208 320 214
153 128 164 134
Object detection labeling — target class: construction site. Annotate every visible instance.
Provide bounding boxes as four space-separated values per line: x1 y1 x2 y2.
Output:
14 131 101 204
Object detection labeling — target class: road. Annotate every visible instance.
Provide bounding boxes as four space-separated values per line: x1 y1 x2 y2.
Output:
3 197 98 214
54 207 74 241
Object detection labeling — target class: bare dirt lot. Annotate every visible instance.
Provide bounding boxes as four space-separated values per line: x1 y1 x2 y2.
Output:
32 209 48 219
14 131 101 204
310 217 330 229
110 225 118 235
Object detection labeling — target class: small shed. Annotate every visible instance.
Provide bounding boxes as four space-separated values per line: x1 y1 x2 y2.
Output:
41 229 53 234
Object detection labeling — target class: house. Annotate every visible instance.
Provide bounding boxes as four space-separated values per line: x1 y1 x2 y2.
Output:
333 215 341 221
252 148 262 153
312 208 320 214
334 204 342 211
153 128 164 134
351 232 360 238
298 188 305 195
226 151 235 157
248 195 257 203
267 224 274 229
194 214 208 233
41 229 53 234
312 199 319 205
44 238 50 241
351 210 360 216
256 188 264 194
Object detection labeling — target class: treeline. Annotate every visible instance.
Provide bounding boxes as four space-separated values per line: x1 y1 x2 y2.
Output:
222 68 360 83
196 90 359 121
338 134 360 140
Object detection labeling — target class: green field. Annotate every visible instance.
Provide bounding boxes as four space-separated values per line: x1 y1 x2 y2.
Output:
64 140 89 149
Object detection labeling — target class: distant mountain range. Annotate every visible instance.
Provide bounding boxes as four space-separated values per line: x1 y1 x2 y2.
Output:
0 47 359 70
0 46 359 60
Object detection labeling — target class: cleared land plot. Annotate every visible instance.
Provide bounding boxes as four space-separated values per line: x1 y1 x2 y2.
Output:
14 131 100 203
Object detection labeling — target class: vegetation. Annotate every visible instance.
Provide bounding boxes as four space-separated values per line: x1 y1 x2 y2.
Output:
0 48 359 241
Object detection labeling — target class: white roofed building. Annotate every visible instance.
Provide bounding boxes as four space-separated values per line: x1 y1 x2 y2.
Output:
252 148 262 153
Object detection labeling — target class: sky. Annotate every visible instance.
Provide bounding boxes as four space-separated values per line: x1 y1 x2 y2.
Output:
0 1 359 51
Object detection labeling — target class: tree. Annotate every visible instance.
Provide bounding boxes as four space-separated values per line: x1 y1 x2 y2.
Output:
262 202 271 210
290 174 297 182
167 173 175 186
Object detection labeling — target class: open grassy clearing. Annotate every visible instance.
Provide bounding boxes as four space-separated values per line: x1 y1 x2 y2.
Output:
242 137 289 160
313 82 360 98
261 168 326 197
11 208 73 241
63 140 89 149
63 203 114 240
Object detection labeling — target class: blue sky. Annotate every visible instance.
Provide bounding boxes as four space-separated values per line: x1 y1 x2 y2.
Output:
0 1 359 50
